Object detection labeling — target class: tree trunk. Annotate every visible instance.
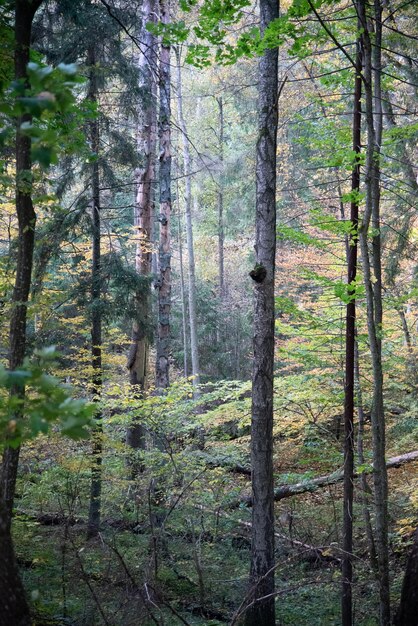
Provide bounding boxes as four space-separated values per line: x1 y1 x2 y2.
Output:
126 0 158 451
155 0 172 390
0 1 43 624
341 31 362 626
355 337 378 573
244 0 279 624
177 207 189 377
395 528 418 626
217 96 225 299
381 91 418 394
86 44 103 540
175 48 200 391
358 1 390 622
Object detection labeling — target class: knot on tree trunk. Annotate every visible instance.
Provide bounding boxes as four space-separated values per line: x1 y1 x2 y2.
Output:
249 264 267 283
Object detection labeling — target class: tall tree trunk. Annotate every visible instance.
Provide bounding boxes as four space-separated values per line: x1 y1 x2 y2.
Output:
341 31 362 626
381 91 418 393
355 336 378 573
86 44 103 540
245 0 279 624
155 0 171 390
217 96 225 299
126 0 158 451
175 48 200 390
177 206 189 377
0 2 43 624
358 1 390 623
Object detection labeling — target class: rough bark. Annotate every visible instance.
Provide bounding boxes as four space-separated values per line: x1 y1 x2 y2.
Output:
155 0 171 390
395 528 418 626
175 48 200 392
244 0 279 623
0 2 43 624
86 44 103 540
126 0 158 451
341 32 362 626
358 1 390 622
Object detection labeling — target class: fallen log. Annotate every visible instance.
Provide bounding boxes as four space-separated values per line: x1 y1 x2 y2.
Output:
232 450 418 508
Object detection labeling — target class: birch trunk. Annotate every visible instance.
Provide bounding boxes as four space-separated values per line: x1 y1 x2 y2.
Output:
155 0 172 390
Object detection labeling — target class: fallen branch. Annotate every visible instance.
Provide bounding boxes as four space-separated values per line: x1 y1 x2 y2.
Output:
232 450 418 507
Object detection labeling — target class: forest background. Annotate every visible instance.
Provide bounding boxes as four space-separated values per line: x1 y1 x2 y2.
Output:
0 0 417 625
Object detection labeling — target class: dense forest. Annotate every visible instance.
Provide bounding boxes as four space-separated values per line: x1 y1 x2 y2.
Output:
0 0 417 624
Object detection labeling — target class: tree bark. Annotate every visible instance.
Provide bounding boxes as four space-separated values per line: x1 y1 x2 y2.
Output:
0 1 43 624
355 337 378 573
341 31 362 626
155 0 172 390
395 528 418 626
217 96 225 299
86 44 103 540
126 0 158 451
175 48 200 391
245 0 279 624
177 207 189 377
358 1 390 622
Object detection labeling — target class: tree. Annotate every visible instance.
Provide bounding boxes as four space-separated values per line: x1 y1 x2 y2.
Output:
357 1 390 622
0 2 43 623
155 0 172 390
126 0 158 451
175 46 200 391
395 528 418 626
86 42 103 540
341 22 362 626
245 0 279 623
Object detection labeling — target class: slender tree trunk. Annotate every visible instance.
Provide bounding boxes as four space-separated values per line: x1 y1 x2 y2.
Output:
341 32 362 626
355 337 378 573
245 1 279 624
155 0 171 390
175 48 200 390
0 2 43 624
382 92 417 393
217 96 225 299
126 0 158 451
178 207 189 377
86 45 103 540
358 1 390 623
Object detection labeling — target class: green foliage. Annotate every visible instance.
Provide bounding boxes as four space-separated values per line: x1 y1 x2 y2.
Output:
0 61 88 167
334 278 365 304
277 224 327 249
0 348 94 447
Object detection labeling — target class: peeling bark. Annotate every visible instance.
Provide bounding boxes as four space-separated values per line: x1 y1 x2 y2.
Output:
155 0 172 390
